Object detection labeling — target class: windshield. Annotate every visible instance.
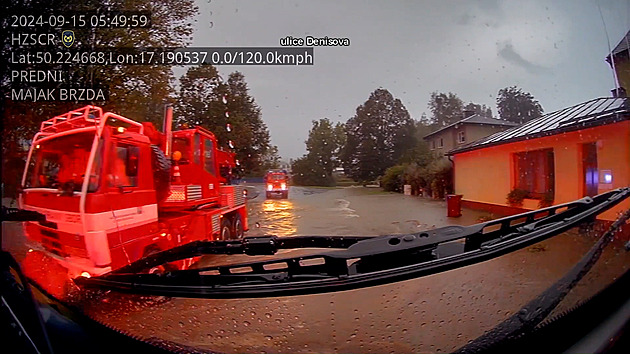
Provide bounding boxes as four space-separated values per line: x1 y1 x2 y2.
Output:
268 174 287 181
24 132 100 192
3 1 630 354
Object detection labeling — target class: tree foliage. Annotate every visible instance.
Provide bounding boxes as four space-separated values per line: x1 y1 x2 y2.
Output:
427 92 464 127
464 102 493 118
496 86 544 124
341 88 416 183
2 0 197 196
291 118 344 186
176 67 276 176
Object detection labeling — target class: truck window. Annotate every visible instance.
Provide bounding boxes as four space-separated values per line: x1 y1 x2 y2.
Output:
24 132 98 192
193 134 201 164
108 144 139 188
172 137 191 163
204 139 215 175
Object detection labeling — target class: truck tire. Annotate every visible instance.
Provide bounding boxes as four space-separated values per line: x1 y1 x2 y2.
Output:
232 213 244 238
282 191 289 199
143 246 177 274
220 218 232 240
151 145 171 202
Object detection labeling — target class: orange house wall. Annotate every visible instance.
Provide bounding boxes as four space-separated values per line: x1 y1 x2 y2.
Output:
453 120 630 221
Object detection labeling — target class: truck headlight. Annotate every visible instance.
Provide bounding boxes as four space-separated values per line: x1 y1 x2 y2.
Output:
267 184 273 191
281 183 287 190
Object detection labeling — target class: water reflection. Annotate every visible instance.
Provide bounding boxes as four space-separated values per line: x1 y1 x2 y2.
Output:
253 199 298 236
5 187 630 353
68 229 630 354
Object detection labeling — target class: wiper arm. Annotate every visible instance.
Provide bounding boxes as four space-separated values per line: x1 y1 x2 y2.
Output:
76 188 630 298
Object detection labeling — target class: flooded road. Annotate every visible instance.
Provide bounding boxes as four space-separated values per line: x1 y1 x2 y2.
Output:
4 186 630 353
245 184 488 237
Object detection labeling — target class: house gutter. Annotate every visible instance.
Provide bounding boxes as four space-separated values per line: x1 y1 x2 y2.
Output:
447 113 629 156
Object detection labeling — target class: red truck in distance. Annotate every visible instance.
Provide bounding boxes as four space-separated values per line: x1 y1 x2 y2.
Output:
264 170 290 199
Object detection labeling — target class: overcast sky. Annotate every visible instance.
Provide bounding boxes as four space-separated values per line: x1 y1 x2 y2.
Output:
183 0 630 160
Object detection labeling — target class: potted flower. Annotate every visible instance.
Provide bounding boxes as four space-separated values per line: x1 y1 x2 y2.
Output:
538 191 554 208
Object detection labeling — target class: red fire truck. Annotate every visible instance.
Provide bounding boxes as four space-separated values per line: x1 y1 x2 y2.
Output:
18 105 247 277
264 170 289 199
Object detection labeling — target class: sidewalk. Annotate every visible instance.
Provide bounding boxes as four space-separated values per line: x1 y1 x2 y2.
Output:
2 197 17 208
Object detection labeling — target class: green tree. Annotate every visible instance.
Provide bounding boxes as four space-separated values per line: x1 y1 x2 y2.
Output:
427 92 464 127
176 67 274 175
341 88 416 182
305 118 345 177
2 0 197 197
226 72 275 175
464 102 493 118
260 145 281 172
292 118 344 186
496 86 544 124
399 121 437 166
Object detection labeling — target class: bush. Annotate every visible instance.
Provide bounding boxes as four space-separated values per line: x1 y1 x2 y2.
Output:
507 188 529 207
381 165 407 192
429 163 453 199
538 191 554 208
403 163 428 195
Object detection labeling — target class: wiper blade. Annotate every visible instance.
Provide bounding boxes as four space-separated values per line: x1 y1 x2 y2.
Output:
1 207 45 222
76 188 630 298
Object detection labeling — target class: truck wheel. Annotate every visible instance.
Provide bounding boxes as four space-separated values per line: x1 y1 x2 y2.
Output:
282 191 289 199
232 213 244 238
143 246 177 274
220 218 232 240
151 145 171 202
266 192 272 199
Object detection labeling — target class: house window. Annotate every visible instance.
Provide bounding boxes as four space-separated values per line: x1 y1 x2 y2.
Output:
431 140 436 150
458 131 465 143
514 148 555 198
439 138 444 148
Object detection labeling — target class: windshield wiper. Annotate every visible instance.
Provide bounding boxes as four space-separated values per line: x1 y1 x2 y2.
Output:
76 188 630 298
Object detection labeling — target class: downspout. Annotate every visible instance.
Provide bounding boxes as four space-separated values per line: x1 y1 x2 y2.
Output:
447 154 455 195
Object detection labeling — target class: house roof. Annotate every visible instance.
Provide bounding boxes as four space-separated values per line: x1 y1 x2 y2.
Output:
607 30 630 60
423 114 518 139
448 97 629 155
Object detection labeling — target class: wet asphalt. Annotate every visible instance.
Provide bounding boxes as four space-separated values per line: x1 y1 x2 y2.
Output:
3 187 630 353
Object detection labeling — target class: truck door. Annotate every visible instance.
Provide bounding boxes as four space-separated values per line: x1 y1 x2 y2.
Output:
202 136 219 198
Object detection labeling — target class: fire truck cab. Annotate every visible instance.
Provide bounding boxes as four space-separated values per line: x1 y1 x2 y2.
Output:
19 106 247 278
265 170 289 199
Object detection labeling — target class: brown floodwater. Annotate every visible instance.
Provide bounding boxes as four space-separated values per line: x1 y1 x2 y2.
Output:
3 186 629 353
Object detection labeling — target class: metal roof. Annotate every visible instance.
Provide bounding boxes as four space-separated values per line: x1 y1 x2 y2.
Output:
448 97 629 155
423 114 518 139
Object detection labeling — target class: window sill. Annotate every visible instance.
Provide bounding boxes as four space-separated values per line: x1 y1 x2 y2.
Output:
522 198 540 210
